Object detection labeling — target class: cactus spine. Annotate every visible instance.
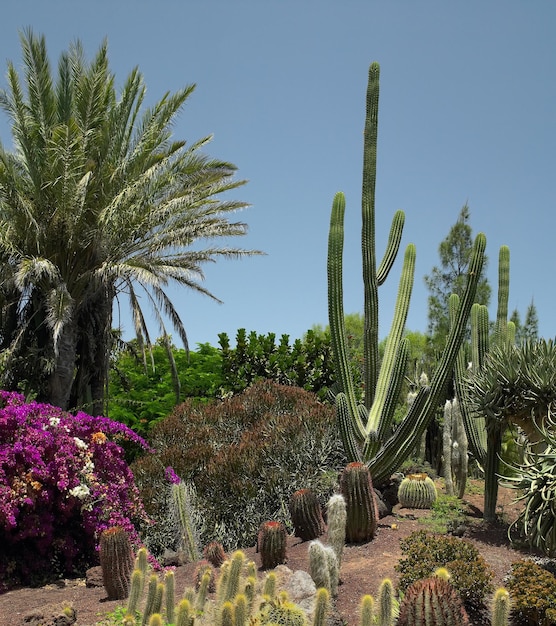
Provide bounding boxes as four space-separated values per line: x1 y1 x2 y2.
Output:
326 493 347 566
454 246 513 521
359 595 375 626
376 578 396 626
327 62 486 484
340 462 379 542
289 488 325 541
398 473 437 509
257 521 287 568
99 526 134 601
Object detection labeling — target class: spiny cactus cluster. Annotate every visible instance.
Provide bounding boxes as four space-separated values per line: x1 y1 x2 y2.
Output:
397 474 437 510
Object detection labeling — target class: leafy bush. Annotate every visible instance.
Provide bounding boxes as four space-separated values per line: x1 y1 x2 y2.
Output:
396 530 494 608
0 391 151 588
108 342 223 437
131 380 346 553
506 559 556 625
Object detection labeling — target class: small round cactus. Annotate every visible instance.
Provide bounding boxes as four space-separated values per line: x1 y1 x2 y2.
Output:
398 473 437 509
257 520 287 569
288 488 325 541
203 540 227 567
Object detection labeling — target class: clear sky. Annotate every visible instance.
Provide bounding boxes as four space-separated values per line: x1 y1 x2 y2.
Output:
1 2 554 349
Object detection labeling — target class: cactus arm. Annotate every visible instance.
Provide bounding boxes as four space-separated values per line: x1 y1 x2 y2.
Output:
455 303 488 466
493 245 510 348
328 191 363 426
369 233 486 483
377 210 405 285
336 392 364 462
362 62 381 409
367 243 415 434
364 337 409 459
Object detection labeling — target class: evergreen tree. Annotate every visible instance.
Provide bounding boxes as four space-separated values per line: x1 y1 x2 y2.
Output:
424 205 491 354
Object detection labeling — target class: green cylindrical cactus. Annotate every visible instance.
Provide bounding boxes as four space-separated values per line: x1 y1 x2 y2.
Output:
203 540 227 567
196 570 212 611
257 521 287 569
222 550 245 603
397 575 470 625
398 473 437 509
289 488 325 541
491 587 511 626
263 571 277 599
234 593 248 626
176 599 192 626
170 480 201 562
142 574 160 626
313 588 329 626
148 615 163 626
99 526 134 601
340 462 379 542
127 568 144 616
326 493 347 566
376 578 396 626
359 595 375 626
220 601 235 626
244 575 257 612
164 570 175 625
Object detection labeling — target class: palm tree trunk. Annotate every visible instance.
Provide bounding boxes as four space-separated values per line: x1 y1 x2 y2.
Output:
49 321 78 410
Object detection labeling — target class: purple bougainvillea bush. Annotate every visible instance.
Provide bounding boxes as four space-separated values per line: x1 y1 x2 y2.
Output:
0 390 152 589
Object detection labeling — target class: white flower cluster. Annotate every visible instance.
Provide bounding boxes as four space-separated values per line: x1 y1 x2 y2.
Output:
69 484 90 499
73 437 88 450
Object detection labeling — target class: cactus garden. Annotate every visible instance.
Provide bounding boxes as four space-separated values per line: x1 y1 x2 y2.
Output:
2 32 556 626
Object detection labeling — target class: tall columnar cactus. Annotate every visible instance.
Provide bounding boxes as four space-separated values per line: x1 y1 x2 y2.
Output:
313 588 329 626
442 397 468 498
327 62 486 485
257 521 287 569
164 570 175 625
398 473 437 509
453 246 513 521
326 493 347 566
308 540 339 597
99 526 134 601
170 479 201 562
289 488 325 541
340 462 379 542
376 578 396 626
397 573 470 625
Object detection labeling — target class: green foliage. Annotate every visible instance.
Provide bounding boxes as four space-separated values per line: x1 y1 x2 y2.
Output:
419 495 466 535
108 342 223 437
131 380 346 552
396 530 494 608
424 204 491 350
506 560 556 626
218 328 334 400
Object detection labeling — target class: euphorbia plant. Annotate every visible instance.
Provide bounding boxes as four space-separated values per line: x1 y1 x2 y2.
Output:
0 390 151 588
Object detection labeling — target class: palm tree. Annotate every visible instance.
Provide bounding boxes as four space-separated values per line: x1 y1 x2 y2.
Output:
0 30 261 413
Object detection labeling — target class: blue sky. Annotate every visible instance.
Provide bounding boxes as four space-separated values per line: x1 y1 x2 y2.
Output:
1 2 554 348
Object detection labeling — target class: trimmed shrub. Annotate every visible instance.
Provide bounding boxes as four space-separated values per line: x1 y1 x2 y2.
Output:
132 380 346 552
506 559 556 625
396 530 494 609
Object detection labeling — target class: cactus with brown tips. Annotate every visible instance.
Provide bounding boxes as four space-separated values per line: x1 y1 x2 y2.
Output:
257 521 287 569
289 488 325 541
340 462 379 542
99 526 134 601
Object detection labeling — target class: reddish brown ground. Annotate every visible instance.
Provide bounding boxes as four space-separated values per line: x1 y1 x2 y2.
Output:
0 482 536 626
